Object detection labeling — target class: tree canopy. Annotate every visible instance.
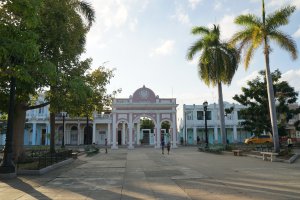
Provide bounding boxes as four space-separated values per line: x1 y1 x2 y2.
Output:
233 69 298 136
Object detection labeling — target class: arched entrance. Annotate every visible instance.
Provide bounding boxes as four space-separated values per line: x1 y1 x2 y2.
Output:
70 126 78 145
110 85 178 149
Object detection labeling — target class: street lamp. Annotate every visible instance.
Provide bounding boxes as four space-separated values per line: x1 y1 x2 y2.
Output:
203 101 208 148
61 112 67 148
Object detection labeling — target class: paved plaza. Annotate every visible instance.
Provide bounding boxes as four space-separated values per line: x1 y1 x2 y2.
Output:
0 147 300 200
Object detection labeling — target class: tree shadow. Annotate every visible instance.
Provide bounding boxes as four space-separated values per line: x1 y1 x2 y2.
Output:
3 177 52 200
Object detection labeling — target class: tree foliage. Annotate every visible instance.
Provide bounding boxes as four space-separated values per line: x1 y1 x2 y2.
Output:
233 69 298 136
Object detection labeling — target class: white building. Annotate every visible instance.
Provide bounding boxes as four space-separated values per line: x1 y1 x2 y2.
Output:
180 103 252 145
1 86 179 148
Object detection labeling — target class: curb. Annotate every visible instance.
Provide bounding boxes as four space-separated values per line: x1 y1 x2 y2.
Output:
17 158 74 175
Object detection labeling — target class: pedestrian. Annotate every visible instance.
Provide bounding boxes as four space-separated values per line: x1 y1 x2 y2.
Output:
167 141 171 154
197 136 200 144
287 137 293 149
161 139 165 154
105 138 108 154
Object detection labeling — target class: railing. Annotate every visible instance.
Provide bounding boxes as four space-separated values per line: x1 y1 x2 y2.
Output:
17 148 73 170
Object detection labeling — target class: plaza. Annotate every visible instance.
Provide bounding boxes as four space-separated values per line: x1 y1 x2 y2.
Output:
0 147 299 200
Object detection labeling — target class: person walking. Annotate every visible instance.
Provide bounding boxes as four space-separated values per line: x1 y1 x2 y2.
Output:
105 138 108 154
161 138 165 154
167 141 171 154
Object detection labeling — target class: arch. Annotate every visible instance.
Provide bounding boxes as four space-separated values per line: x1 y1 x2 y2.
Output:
70 126 78 145
133 114 157 126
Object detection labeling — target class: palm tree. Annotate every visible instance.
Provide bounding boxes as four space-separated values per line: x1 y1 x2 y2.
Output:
187 24 240 145
230 0 298 153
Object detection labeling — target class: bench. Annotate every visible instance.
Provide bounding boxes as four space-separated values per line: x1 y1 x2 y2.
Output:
260 152 278 162
232 150 242 156
71 152 78 159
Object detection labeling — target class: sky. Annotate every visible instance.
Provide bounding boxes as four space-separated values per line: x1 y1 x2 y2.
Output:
82 0 300 124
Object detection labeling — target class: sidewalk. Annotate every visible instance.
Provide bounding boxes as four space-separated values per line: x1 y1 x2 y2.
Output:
0 147 300 200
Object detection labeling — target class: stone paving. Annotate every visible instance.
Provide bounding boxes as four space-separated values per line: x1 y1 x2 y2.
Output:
0 147 300 200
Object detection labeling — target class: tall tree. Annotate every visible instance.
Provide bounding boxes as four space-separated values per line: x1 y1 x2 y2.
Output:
38 0 95 152
187 24 240 145
230 0 298 152
233 70 298 136
0 0 42 173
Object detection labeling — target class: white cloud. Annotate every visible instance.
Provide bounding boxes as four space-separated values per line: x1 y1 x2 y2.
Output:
150 40 175 57
172 5 191 25
293 26 300 38
267 0 300 10
129 18 138 32
214 2 222 11
282 69 300 91
237 70 259 87
189 0 202 10
217 15 240 40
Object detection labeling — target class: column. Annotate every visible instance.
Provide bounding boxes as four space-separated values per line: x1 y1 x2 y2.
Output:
156 114 161 148
172 113 177 148
77 122 80 145
214 126 218 144
233 125 237 143
137 123 140 145
92 122 96 144
46 123 50 145
193 127 197 145
112 113 117 149
128 113 134 149
32 123 37 145
107 123 111 145
121 122 125 145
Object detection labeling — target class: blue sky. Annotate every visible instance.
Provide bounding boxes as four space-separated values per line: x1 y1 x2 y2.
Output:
83 0 300 122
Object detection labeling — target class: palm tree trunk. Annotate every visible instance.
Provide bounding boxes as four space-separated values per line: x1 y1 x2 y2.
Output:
50 112 56 153
264 41 280 153
218 82 226 145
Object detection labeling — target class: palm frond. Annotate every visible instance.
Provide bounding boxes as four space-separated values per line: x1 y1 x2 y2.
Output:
191 26 209 35
269 30 298 60
234 14 261 27
244 44 256 70
266 5 296 30
186 39 204 60
77 1 95 28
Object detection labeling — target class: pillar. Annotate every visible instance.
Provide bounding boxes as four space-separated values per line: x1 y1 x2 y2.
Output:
128 113 134 149
107 123 111 145
112 113 117 149
137 123 140 145
172 113 177 148
193 127 197 145
156 114 161 148
32 123 36 145
122 122 125 145
214 126 218 144
233 125 237 143
92 122 96 144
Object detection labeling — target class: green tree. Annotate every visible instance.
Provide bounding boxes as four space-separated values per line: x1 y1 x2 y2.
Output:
0 0 42 173
38 0 95 152
233 70 298 136
187 24 240 145
140 118 155 130
230 0 298 152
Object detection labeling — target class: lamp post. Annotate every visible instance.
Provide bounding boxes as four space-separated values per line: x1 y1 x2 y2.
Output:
203 101 208 148
61 112 67 148
184 110 187 146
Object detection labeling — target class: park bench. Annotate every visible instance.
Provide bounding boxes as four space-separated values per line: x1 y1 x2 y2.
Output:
260 152 278 162
232 149 243 156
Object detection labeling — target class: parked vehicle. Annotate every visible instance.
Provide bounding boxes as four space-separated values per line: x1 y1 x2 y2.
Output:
244 134 273 144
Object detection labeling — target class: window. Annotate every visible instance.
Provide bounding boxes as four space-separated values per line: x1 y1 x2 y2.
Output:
237 111 242 120
38 107 44 114
206 111 212 120
186 112 193 120
197 111 204 120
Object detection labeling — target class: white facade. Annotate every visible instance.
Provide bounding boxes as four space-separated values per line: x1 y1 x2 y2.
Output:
1 86 178 148
180 103 252 145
